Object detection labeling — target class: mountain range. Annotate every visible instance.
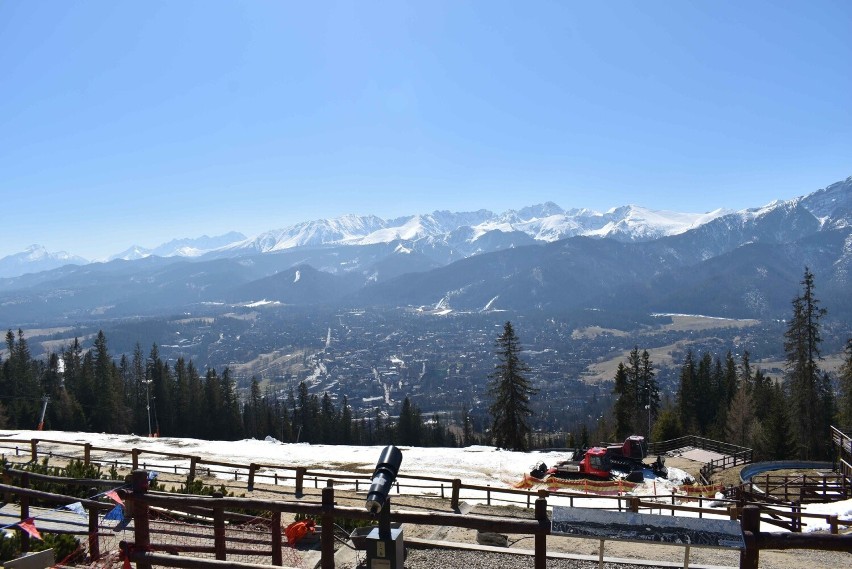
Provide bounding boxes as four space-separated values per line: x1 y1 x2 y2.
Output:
0 176 849 325
1 202 730 279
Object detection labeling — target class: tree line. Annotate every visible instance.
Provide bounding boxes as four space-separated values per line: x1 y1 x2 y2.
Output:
0 331 456 447
2 267 851 458
611 267 852 460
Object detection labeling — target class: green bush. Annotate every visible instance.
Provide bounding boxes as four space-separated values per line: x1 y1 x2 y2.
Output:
0 532 82 564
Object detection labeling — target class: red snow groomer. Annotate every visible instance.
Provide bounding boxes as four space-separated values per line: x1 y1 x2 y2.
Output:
529 446 612 481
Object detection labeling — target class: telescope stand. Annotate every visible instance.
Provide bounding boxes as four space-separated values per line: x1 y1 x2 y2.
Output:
365 497 404 569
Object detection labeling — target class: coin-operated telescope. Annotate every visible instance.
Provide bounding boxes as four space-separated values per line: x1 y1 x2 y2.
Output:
364 445 404 568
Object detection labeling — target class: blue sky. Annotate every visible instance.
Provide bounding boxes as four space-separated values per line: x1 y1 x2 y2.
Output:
1 1 850 260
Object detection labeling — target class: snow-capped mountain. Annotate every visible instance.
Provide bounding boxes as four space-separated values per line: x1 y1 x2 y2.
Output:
0 176 850 323
2 176 849 281
221 203 726 256
0 245 87 279
109 232 247 261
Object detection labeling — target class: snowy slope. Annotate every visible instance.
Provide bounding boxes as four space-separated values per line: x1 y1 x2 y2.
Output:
4 429 850 528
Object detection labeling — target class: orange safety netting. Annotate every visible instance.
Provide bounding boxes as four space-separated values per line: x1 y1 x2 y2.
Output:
514 473 639 494
515 474 722 497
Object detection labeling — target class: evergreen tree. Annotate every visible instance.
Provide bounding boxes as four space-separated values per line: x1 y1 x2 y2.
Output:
460 404 476 446
652 404 683 441
186 360 203 437
676 350 698 433
244 377 263 438
92 331 127 432
204 368 223 438
612 362 632 439
784 267 832 459
638 349 659 439
131 343 146 433
763 383 795 460
397 396 422 446
319 392 337 443
219 367 244 440
340 395 352 444
488 322 536 451
740 351 753 394
3 330 40 426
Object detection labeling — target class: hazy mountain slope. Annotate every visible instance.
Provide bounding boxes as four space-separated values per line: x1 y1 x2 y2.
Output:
0 245 87 278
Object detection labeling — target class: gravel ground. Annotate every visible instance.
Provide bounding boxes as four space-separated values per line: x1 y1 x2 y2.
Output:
395 550 671 569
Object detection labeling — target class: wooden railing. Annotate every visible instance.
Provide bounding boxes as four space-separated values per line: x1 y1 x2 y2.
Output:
646 435 754 484
0 436 724 514
831 426 852 496
2 471 851 569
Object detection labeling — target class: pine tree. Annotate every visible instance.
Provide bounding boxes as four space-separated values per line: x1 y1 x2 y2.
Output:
676 350 698 433
219 367 244 440
340 395 352 444
488 322 536 451
397 396 422 445
612 362 632 439
638 349 659 439
784 267 832 459
652 404 683 441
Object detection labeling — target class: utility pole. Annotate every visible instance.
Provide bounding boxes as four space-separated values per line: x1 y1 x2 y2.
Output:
37 396 50 431
145 379 153 437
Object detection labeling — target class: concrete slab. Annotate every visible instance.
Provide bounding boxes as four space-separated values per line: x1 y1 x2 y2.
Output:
679 449 727 463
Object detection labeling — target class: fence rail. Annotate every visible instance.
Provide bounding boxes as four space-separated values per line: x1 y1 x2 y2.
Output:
2 473 851 569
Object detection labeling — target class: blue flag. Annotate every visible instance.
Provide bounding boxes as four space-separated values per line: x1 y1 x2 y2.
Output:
104 504 124 522
64 502 87 517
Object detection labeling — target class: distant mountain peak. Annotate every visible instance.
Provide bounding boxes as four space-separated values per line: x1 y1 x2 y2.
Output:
0 245 88 279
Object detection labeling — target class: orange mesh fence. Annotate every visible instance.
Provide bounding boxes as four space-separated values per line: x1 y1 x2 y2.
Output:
515 474 722 498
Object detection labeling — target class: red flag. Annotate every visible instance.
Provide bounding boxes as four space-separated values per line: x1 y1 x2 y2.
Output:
106 490 124 505
18 518 42 541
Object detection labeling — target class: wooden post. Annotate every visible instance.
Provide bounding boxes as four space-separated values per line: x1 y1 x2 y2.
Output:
84 443 92 466
740 504 760 569
212 493 226 561
131 470 152 569
829 514 838 535
451 478 461 511
88 507 100 560
30 439 38 462
271 511 283 566
248 464 257 490
20 472 30 554
321 485 335 569
534 497 547 569
132 449 140 470
188 457 198 485
295 467 306 496
629 496 640 513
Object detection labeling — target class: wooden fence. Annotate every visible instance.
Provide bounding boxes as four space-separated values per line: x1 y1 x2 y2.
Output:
831 426 852 492
2 469 851 569
648 435 754 484
3 437 850 534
